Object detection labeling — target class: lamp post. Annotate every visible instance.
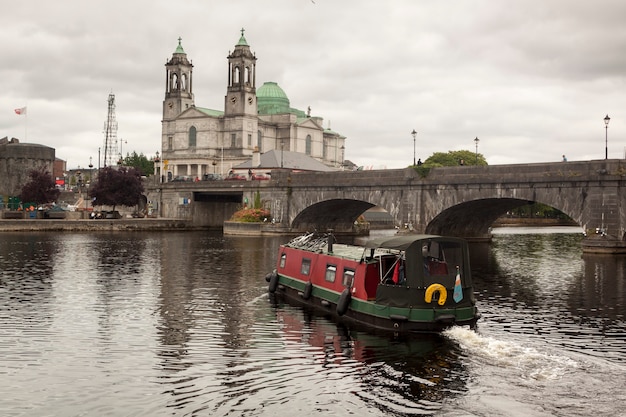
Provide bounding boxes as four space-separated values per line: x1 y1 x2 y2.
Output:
474 137 480 164
88 157 93 190
411 129 417 166
604 114 610 159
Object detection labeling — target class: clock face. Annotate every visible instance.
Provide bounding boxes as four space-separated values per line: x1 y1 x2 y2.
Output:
230 96 237 104
168 102 173 108
248 97 253 105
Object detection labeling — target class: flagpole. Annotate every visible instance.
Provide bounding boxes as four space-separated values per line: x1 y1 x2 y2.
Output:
14 106 27 140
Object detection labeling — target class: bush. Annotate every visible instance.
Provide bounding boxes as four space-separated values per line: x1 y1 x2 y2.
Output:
230 208 271 223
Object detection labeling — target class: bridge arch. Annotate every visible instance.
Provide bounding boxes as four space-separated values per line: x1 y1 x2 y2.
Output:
291 198 375 233
425 198 532 238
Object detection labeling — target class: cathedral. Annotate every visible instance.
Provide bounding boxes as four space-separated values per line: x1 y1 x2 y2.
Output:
160 30 346 180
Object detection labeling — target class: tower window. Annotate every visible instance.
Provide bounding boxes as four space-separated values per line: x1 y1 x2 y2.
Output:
168 136 173 150
305 135 312 155
257 130 262 151
234 67 240 84
231 133 237 148
189 126 197 147
248 134 252 147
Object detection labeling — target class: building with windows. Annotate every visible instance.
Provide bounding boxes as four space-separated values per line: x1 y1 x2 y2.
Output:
160 30 346 181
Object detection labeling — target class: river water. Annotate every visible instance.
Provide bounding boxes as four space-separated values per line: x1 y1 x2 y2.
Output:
1 228 624 416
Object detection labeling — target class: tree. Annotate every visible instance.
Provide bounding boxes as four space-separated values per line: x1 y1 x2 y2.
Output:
89 166 144 211
422 150 487 167
123 151 154 177
19 167 60 206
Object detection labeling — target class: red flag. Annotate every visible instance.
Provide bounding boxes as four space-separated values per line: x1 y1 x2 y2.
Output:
14 107 27 115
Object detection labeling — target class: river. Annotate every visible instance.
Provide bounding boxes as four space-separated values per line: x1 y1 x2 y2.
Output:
0 227 624 416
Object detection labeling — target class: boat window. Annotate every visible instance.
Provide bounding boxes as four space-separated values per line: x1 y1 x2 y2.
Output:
279 253 286 268
325 265 336 282
301 258 311 275
422 240 464 278
343 269 355 287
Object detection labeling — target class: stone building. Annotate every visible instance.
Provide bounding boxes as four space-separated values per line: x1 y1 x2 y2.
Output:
160 30 346 181
0 137 56 199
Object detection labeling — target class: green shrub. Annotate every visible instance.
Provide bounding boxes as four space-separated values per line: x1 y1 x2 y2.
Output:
230 208 271 223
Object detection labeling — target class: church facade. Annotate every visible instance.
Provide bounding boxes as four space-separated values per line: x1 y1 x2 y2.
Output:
160 30 346 180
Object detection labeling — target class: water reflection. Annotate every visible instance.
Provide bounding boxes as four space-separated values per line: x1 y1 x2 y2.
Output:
270 303 469 414
1 230 624 417
471 230 626 364
579 253 626 321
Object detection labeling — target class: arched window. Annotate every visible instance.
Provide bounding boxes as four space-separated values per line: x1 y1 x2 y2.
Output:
181 74 187 91
189 126 197 147
305 135 312 155
234 67 240 84
245 66 250 84
172 73 179 90
257 130 262 151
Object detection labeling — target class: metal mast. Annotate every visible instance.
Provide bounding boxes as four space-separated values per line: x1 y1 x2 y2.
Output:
102 93 119 167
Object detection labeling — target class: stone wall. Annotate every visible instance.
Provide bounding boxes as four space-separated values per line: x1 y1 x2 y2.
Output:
0 140 55 197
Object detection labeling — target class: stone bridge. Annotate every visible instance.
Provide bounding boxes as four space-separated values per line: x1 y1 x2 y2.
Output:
148 159 626 253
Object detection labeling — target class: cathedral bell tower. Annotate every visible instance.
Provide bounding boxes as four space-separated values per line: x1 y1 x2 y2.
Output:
164 38 194 120
225 28 257 116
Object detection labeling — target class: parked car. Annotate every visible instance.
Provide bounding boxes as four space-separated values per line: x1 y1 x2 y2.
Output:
225 173 247 181
202 173 222 181
251 173 270 180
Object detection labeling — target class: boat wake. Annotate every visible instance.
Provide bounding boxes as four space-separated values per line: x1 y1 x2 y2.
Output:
443 326 578 381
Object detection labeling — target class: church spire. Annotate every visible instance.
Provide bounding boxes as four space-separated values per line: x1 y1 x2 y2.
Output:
163 37 194 119
237 28 248 46
225 29 257 116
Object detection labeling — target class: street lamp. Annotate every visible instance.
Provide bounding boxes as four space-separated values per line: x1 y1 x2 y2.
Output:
88 157 93 189
474 137 480 164
604 114 610 160
411 129 417 166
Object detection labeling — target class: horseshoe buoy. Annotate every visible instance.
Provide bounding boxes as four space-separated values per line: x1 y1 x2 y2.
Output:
336 289 351 316
424 283 447 306
302 281 313 300
268 270 279 293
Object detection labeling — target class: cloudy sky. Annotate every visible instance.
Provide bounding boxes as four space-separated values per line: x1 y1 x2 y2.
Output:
3 0 625 170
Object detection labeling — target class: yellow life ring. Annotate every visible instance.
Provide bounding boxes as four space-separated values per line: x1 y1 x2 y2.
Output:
424 283 447 306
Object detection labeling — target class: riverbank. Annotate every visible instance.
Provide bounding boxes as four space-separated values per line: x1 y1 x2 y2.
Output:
0 218 196 232
491 217 578 227
0 216 578 233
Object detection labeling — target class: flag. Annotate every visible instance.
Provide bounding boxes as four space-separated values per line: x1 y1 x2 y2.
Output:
14 107 27 115
453 266 463 303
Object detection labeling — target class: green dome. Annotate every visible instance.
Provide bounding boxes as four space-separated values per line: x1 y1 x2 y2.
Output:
257 82 290 114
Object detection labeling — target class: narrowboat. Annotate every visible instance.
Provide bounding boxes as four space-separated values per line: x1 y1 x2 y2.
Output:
266 233 480 333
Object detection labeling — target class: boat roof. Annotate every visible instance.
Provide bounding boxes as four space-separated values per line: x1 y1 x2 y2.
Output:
364 234 465 251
